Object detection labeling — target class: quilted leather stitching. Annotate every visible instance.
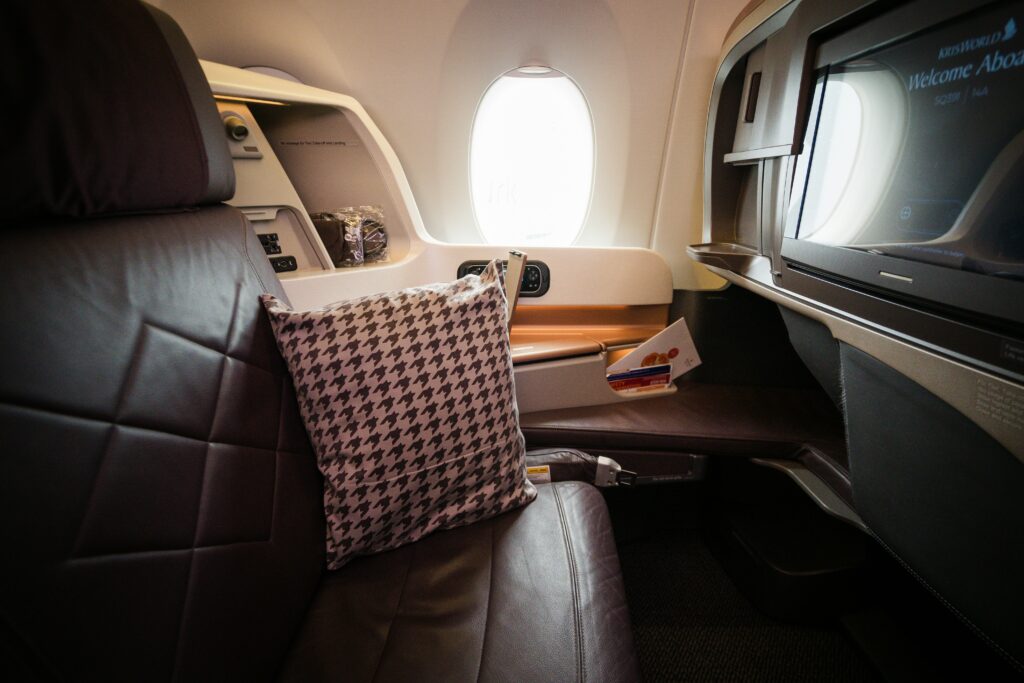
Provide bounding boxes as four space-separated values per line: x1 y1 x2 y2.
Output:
1 208 324 680
3 393 299 559
2 401 305 460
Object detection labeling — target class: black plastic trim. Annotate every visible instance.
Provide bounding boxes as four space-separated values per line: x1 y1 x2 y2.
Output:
775 260 1024 383
457 260 551 297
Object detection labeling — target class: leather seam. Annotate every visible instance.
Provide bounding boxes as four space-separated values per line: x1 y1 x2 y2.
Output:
66 541 268 563
474 521 495 682
269 378 289 545
0 402 305 458
567 449 586 467
171 337 232 679
68 318 154 557
370 546 416 683
140 318 278 375
169 518 202 680
836 351 961 673
870 531 1024 673
67 424 118 559
135 319 282 377
268 446 281 539
276 378 289 454
221 282 244 361
553 484 585 683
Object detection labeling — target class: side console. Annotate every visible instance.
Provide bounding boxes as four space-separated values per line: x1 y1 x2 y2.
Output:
692 0 1024 671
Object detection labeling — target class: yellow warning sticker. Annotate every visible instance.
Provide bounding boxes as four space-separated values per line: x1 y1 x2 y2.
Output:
526 464 552 484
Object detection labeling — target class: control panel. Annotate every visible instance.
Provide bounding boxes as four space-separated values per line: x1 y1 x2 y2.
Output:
258 232 282 255
220 110 262 159
258 232 297 272
457 260 550 297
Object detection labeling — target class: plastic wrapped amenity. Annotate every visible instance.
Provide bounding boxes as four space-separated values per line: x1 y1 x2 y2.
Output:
310 206 389 267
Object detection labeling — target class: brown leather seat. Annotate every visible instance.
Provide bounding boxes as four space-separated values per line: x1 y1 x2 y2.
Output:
283 482 636 683
0 1 638 680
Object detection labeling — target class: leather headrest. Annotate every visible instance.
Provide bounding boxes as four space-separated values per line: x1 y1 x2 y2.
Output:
1 0 235 220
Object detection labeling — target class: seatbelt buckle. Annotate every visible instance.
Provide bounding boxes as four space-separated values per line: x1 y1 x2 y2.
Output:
616 469 637 487
594 456 636 487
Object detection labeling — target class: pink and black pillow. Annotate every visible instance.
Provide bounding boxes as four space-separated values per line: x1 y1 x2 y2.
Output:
262 260 536 569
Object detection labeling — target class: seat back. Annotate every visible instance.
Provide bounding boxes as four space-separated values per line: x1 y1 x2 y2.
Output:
0 1 325 679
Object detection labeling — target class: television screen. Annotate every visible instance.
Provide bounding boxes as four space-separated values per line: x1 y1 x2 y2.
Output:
790 0 1024 281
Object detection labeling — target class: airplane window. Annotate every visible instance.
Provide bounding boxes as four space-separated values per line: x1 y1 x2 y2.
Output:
470 66 594 245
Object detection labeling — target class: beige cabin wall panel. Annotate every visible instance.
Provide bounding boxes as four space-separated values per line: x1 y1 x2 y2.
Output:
157 0 696 250
306 0 693 249
200 63 674 310
153 0 354 96
650 0 764 291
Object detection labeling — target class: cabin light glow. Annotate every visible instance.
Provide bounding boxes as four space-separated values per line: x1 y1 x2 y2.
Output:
800 66 906 246
214 94 288 107
803 80 862 237
470 68 594 246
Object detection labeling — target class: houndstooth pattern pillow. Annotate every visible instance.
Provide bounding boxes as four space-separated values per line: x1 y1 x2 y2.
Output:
261 260 536 569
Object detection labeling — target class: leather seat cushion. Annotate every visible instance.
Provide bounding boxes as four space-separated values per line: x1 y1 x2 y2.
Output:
280 481 640 683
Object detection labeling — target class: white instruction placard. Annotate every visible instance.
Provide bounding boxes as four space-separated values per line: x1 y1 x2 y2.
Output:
607 317 701 380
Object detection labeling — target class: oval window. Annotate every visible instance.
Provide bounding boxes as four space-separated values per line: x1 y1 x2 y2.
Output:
470 67 594 245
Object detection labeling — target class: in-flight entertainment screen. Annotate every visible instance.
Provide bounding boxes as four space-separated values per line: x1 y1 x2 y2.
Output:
791 0 1024 280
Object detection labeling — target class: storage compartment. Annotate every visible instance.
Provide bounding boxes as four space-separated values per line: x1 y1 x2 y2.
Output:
251 103 411 264
706 460 868 623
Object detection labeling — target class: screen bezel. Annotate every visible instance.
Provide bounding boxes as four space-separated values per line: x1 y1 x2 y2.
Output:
780 0 1024 329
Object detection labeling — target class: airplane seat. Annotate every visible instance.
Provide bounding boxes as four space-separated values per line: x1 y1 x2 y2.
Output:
0 1 639 680
1 0 326 678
